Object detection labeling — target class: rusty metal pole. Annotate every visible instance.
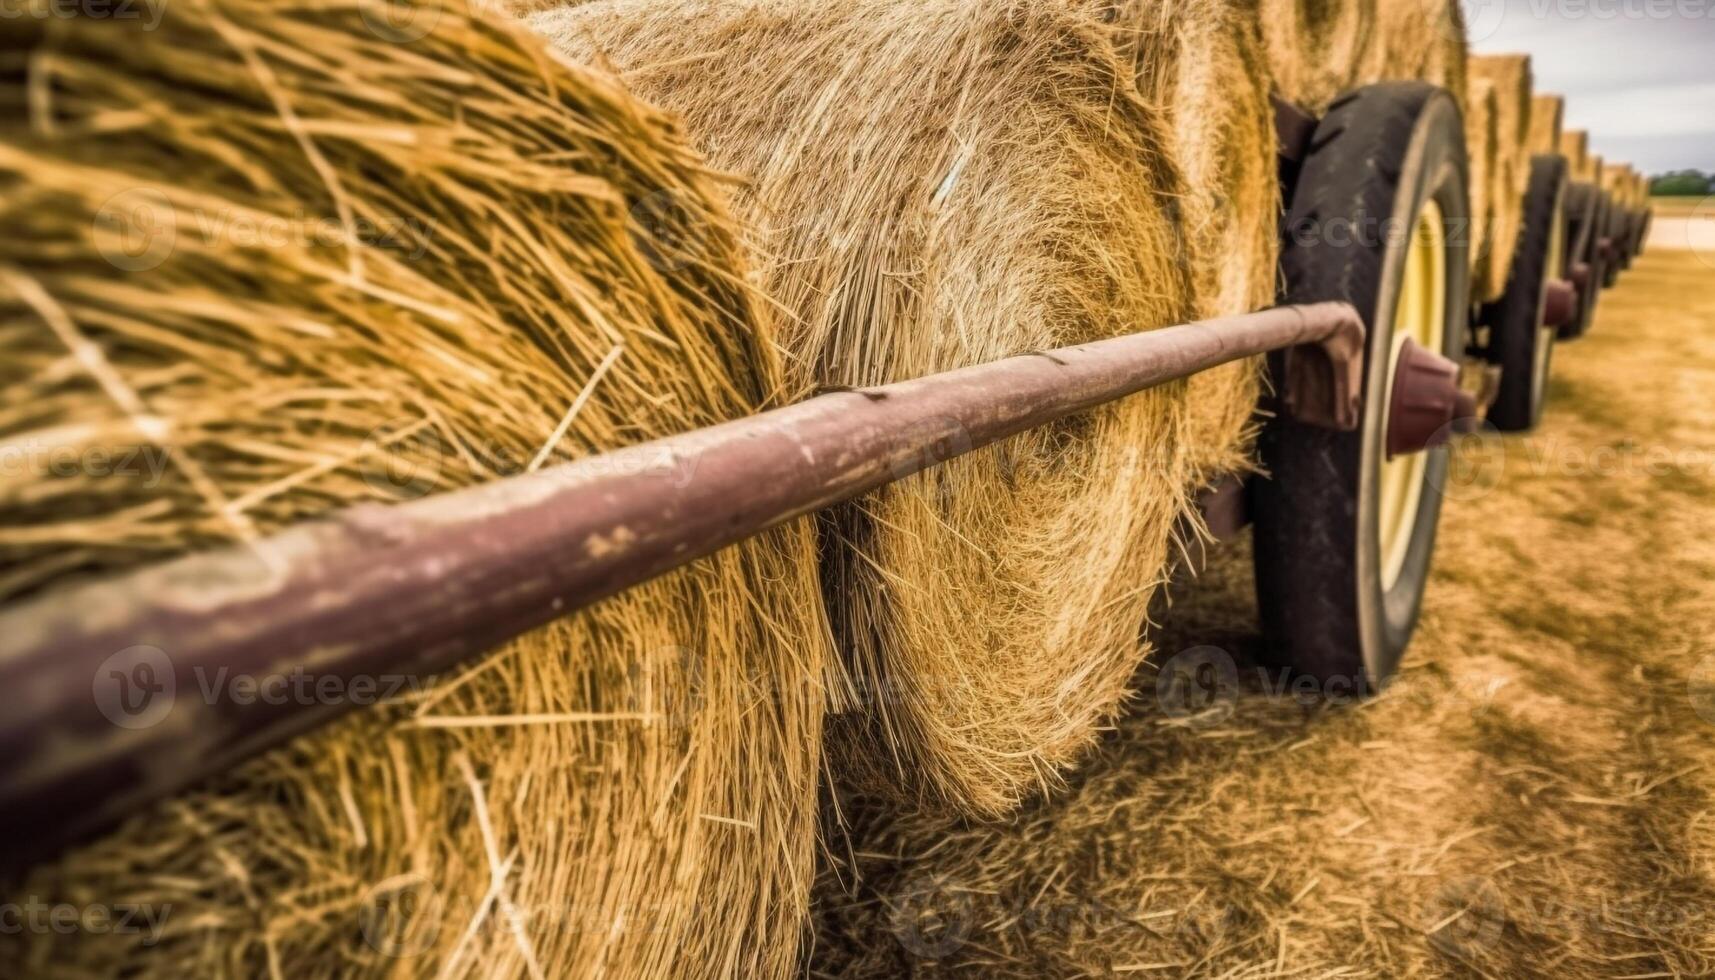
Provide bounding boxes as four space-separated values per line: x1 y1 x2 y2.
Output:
0 302 1362 868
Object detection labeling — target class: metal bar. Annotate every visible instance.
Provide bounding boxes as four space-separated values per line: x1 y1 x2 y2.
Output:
0 301 1362 868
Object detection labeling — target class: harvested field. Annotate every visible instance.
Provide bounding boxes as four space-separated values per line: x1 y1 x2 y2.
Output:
812 246 1715 977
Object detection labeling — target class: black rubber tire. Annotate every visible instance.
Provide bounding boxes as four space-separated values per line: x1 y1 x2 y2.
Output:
1254 83 1471 692
1561 183 1605 340
1602 193 1624 288
1481 155 1566 432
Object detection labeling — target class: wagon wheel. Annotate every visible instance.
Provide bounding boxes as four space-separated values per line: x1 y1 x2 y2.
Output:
1560 183 1604 340
1601 193 1624 288
1253 83 1471 693
1481 154 1568 432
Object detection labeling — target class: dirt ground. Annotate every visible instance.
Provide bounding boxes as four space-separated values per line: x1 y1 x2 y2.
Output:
810 242 1715 977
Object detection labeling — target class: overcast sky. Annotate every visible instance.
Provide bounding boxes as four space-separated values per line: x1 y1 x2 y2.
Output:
1466 0 1715 173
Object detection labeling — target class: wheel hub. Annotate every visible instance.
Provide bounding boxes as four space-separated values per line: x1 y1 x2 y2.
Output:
1541 280 1576 328
1386 338 1473 459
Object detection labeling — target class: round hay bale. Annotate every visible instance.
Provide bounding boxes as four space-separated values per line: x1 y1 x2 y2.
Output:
532 0 1215 817
1259 0 1376 112
1561 129 1591 181
1465 78 1501 298
1530 94 1565 159
1096 0 1278 481
1471 54 1533 303
1356 0 1468 104
0 2 829 977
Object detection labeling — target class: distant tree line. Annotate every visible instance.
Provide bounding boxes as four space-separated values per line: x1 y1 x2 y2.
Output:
1650 170 1713 196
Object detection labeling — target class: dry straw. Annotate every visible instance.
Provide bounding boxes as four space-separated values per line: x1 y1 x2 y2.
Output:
1464 78 1500 297
1471 54 1533 303
1098 0 1279 479
1529 94 1565 159
0 1 831 977
1260 0 1375 112
531 0 1268 818
1359 0 1469 104
1561 129 1591 182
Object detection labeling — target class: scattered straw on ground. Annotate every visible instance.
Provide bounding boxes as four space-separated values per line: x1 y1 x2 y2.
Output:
810 246 1715 977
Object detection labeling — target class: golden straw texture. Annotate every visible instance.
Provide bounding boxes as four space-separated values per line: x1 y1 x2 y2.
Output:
1529 94 1565 159
0 1 829 977
1260 0 1375 112
1465 78 1500 294
1471 54 1533 302
1101 0 1279 481
1359 0 1468 104
532 0 1233 818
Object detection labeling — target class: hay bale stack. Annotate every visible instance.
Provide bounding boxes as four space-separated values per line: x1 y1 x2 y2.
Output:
1562 129 1591 181
1464 78 1500 298
1100 0 1279 479
0 2 830 977
1259 0 1376 111
1529 94 1565 158
1602 164 1633 203
1356 0 1468 103
532 0 1241 818
1471 54 1533 302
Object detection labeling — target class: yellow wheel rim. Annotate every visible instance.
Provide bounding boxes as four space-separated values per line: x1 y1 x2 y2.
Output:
1378 200 1447 591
